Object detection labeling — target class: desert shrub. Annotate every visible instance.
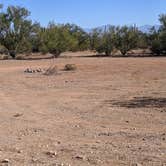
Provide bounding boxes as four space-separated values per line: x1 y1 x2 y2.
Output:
15 55 24 60
64 64 77 71
43 65 58 75
0 45 8 55
151 40 161 55
1 55 9 60
116 26 139 55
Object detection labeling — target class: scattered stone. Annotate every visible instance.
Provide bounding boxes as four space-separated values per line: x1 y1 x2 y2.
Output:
31 158 38 162
13 113 23 117
87 157 100 165
24 68 43 74
46 151 57 157
17 149 22 154
75 155 85 160
24 68 32 73
132 163 142 166
1 159 9 163
36 68 41 72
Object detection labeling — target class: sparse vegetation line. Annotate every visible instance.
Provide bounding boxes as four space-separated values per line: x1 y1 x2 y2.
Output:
0 4 166 59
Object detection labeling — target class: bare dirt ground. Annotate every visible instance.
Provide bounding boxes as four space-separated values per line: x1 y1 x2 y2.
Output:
0 52 165 166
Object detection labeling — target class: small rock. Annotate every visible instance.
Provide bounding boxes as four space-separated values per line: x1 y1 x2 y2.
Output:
31 158 38 162
13 113 23 117
17 149 22 153
46 151 57 157
126 120 129 123
75 155 85 160
132 162 142 166
36 69 42 73
2 159 9 163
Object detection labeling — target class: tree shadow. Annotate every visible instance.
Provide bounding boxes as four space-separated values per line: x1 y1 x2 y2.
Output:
106 97 166 108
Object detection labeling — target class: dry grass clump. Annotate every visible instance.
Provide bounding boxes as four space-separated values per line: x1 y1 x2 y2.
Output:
15 55 25 60
43 65 58 76
0 54 9 60
64 64 77 71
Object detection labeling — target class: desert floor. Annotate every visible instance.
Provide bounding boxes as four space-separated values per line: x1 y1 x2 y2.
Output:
0 53 165 166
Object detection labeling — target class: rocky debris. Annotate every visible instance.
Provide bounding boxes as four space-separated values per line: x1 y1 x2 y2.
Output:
74 125 80 128
74 155 85 160
87 157 101 165
13 113 23 117
132 163 142 166
24 64 77 75
17 149 22 153
1 159 10 163
45 151 57 158
54 163 71 166
57 141 61 144
31 158 38 163
24 68 43 73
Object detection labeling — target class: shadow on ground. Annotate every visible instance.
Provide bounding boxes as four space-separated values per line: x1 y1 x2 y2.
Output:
105 97 166 108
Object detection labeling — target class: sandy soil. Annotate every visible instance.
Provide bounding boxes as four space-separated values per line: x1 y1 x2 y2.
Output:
0 54 165 166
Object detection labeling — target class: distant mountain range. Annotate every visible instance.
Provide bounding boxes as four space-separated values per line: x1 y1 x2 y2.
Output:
84 25 161 34
138 25 160 33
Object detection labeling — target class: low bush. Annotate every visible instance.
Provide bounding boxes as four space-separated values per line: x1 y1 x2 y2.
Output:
15 55 25 60
1 55 9 60
64 64 77 71
43 65 58 75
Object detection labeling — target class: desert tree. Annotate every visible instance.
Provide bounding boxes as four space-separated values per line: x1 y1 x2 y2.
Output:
89 28 101 50
64 24 90 51
39 23 78 57
116 26 139 55
150 15 166 55
96 26 118 56
149 26 161 55
159 14 166 54
0 5 36 57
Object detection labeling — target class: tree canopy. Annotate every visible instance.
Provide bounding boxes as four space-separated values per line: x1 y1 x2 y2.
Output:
0 4 166 58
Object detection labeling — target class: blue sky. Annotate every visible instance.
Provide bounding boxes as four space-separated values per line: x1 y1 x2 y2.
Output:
1 0 166 28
